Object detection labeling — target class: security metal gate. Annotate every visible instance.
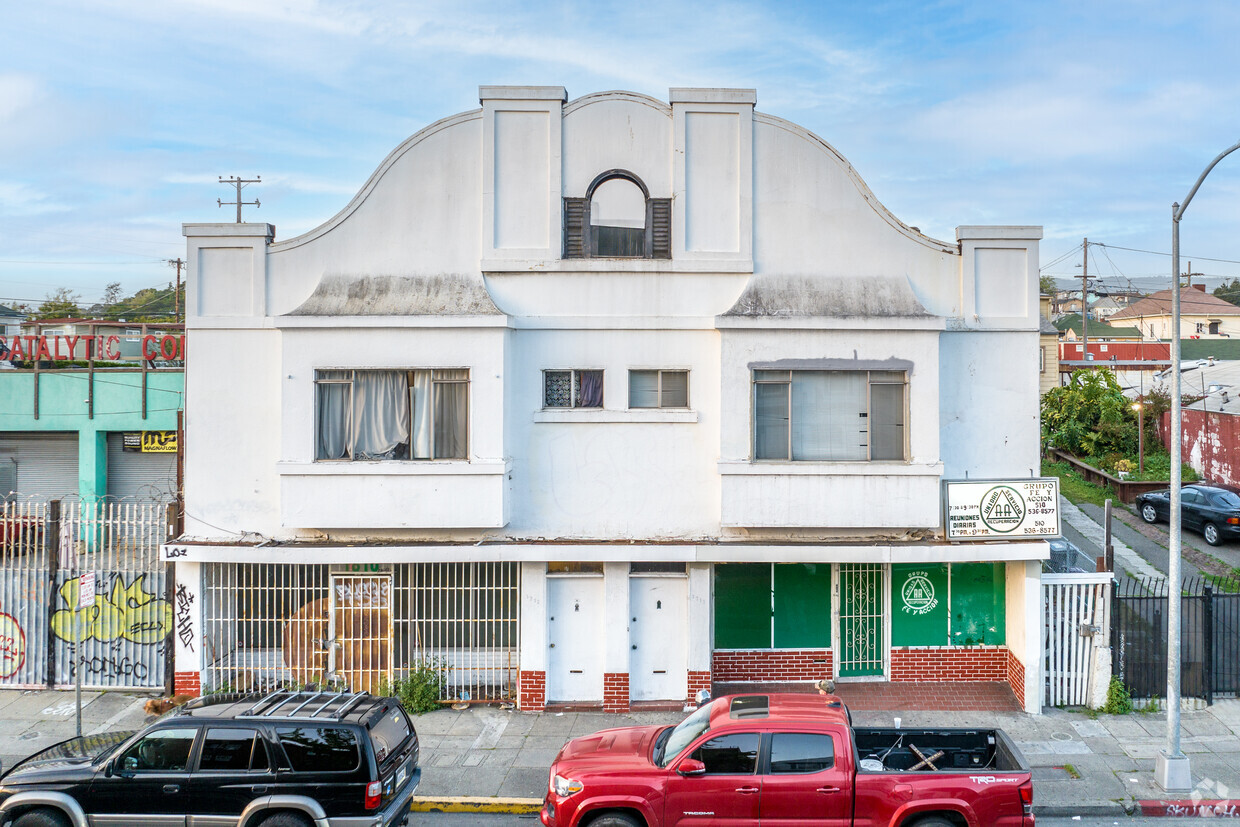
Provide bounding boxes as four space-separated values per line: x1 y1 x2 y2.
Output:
0 498 171 689
204 561 519 701
837 563 885 678
1043 572 1112 707
330 573 393 694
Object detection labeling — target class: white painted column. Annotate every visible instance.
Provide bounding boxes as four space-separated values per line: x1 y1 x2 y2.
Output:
604 563 630 675
1006 559 1043 714
519 562 548 673
172 561 203 687
688 563 712 673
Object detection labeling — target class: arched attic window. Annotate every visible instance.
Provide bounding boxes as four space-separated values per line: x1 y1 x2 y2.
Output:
563 170 671 259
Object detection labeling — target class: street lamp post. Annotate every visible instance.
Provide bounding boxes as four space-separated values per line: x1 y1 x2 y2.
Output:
1131 400 1144 475
1157 138 1240 793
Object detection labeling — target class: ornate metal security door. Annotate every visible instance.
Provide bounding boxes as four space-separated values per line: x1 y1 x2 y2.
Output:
837 563 886 678
329 574 393 693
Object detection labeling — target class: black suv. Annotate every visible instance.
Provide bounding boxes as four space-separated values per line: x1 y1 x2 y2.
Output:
0 690 420 827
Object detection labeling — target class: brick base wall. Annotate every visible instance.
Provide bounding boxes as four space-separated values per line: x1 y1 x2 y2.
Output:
1006 649 1026 707
519 670 546 712
687 670 712 705
174 671 201 698
889 646 1009 682
603 673 630 713
712 650 832 683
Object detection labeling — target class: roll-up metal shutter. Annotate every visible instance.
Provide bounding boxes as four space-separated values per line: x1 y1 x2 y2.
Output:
106 433 176 501
0 433 79 501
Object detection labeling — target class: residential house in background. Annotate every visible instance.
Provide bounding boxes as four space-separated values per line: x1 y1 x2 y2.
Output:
1110 284 1240 339
167 86 1048 713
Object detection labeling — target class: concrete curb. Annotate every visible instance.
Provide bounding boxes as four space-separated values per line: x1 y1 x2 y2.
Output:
1137 799 1240 818
1034 802 1132 818
408 795 543 814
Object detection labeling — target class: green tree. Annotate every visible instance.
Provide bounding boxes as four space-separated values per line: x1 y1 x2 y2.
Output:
1041 370 1138 458
1213 278 1240 307
36 287 82 320
1039 274 1058 295
102 281 123 308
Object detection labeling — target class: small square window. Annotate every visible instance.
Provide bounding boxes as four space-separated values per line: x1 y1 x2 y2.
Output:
543 370 603 408
629 370 689 409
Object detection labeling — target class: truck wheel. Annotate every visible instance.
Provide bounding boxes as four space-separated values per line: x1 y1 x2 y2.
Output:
586 813 642 827
13 810 70 827
257 813 312 827
909 818 956 827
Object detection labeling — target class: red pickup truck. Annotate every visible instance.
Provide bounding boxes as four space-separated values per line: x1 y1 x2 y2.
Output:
541 693 1033 827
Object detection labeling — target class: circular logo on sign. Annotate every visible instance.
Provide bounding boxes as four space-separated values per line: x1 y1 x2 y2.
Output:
900 573 938 615
0 613 27 679
980 485 1026 533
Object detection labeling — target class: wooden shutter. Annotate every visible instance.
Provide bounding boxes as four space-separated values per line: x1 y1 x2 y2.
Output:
563 197 588 258
649 198 672 259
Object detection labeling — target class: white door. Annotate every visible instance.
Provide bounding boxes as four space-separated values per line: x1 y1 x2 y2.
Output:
629 576 688 702
547 576 605 702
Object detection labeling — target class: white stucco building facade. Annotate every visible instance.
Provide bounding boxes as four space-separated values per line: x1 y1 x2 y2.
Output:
167 86 1047 713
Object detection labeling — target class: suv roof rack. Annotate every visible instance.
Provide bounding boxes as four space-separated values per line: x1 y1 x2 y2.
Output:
236 690 373 722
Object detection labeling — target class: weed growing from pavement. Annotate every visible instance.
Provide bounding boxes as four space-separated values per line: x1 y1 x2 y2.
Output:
1102 677 1134 715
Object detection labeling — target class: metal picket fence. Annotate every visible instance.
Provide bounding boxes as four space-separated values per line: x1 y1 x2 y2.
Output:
0 497 172 689
1043 571 1113 707
202 561 520 702
1112 576 1240 704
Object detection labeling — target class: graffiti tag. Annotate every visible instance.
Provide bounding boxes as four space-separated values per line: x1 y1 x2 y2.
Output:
175 583 195 652
51 574 172 645
0 613 26 679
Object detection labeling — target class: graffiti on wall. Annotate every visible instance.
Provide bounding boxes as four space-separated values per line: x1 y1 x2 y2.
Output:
0 610 26 679
51 574 172 645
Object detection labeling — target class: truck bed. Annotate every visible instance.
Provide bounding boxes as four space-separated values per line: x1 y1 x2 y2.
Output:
852 727 1029 773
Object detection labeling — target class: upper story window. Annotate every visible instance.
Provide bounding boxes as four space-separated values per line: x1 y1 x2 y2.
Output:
753 370 906 462
563 170 671 260
629 369 689 409
315 368 468 461
543 369 603 409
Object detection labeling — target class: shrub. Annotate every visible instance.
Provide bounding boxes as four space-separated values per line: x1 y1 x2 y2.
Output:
1101 676 1133 715
382 658 448 715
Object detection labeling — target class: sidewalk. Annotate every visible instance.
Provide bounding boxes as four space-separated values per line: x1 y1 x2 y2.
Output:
2 688 1238 818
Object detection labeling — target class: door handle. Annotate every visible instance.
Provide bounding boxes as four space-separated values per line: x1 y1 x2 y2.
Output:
736 786 759 794
817 786 841 793
163 784 180 794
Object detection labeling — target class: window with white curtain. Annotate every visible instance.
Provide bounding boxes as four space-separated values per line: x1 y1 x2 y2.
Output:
314 369 468 461
628 370 689 409
753 370 906 461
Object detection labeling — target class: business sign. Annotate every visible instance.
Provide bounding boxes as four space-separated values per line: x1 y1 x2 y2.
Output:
944 479 1060 540
123 431 178 453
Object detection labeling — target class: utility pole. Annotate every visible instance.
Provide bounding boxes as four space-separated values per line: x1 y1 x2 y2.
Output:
167 258 185 323
218 175 261 223
1081 238 1089 361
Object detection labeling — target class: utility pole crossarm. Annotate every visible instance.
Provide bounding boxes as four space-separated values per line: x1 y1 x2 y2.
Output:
218 175 261 223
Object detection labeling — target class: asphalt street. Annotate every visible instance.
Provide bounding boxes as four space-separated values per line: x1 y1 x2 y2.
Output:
402 815 1214 826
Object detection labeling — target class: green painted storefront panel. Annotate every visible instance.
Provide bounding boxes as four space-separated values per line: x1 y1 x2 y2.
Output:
890 564 950 647
773 563 831 648
713 563 771 649
950 563 1006 646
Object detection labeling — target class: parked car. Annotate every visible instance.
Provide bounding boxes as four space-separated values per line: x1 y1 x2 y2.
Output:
0 690 420 827
1136 483 1240 546
540 692 1033 827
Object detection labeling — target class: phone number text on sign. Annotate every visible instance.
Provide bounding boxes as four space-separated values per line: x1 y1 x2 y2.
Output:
944 479 1060 540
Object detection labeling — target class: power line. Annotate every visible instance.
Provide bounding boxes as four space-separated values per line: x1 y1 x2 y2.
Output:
1092 243 1240 266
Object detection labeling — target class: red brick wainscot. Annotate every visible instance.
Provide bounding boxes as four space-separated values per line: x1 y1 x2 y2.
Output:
1006 648 1026 705
712 650 832 683
889 646 1010 682
174 671 202 698
603 673 630 713
519 670 546 711
687 670 712 705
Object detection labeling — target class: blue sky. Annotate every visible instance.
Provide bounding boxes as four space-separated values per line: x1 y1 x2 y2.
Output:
3 0 1240 312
